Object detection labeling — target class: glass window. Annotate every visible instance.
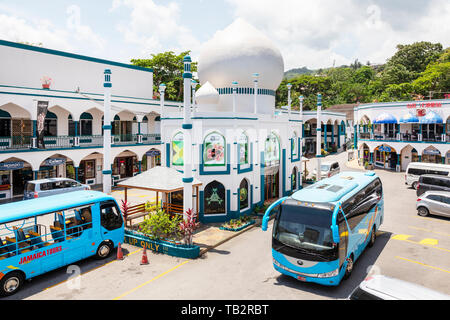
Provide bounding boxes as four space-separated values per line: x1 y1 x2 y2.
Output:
427 195 441 202
349 287 382 300
172 132 184 166
204 132 226 166
100 201 123 230
441 196 450 204
238 133 249 165
239 179 249 210
203 181 226 214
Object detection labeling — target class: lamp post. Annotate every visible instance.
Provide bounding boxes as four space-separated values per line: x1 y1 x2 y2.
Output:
252 73 259 114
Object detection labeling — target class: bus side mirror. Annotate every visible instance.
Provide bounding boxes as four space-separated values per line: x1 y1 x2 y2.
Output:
262 215 269 231
331 225 340 244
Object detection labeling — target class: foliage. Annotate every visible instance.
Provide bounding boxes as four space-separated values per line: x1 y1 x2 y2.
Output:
139 208 182 241
222 215 253 229
179 208 198 246
121 199 130 217
131 51 198 102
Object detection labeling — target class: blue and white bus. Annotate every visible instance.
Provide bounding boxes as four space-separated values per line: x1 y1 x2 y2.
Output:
262 171 383 286
0 190 124 296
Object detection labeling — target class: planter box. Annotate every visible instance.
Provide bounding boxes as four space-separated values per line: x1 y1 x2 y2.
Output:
124 229 200 259
305 180 315 184
220 220 255 232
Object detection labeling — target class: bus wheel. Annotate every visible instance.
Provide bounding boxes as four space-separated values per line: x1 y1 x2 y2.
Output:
368 227 376 247
417 207 429 217
95 241 113 259
344 255 354 280
0 272 24 296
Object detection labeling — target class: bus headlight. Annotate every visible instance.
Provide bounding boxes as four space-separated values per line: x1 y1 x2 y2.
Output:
317 268 339 278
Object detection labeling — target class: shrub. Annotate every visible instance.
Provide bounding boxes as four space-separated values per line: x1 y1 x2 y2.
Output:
139 208 182 241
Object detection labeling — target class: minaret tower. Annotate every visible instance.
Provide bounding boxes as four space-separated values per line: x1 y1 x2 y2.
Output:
316 93 322 181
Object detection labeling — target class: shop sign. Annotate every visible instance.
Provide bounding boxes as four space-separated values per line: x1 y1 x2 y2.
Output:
44 158 66 166
146 150 161 157
377 146 391 153
423 149 440 155
0 161 24 171
407 102 442 109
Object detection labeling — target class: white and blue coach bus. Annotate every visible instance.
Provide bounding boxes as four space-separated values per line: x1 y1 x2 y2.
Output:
262 171 384 286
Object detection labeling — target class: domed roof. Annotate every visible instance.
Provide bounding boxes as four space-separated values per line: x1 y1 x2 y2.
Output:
195 81 219 105
197 18 284 91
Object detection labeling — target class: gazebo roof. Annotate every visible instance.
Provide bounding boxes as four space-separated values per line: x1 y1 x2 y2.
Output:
117 166 202 192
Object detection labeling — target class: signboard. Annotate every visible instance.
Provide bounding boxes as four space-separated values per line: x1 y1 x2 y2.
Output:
37 101 49 148
44 158 66 166
146 150 161 157
172 132 184 166
423 149 440 155
407 102 442 109
203 132 225 166
377 146 391 153
0 161 25 171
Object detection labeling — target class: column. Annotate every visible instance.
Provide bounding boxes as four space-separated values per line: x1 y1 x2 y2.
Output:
287 83 292 117
354 124 358 149
182 55 193 221
33 170 38 180
370 152 373 164
75 167 79 182
253 73 259 114
316 94 322 181
102 69 112 194
32 120 37 149
337 124 341 149
331 124 334 150
138 160 142 174
323 124 327 152
299 95 304 188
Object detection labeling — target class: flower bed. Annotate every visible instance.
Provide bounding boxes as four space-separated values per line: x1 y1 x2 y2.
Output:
124 229 200 259
219 219 255 232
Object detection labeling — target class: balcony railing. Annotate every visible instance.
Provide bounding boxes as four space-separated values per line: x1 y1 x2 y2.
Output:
0 134 161 152
359 133 449 143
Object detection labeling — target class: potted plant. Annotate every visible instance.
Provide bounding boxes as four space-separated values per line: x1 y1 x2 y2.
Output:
41 76 52 89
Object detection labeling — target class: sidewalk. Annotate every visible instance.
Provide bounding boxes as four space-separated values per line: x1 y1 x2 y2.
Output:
346 157 365 170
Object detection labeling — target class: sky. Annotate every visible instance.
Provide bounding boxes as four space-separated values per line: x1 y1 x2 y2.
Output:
0 0 449 71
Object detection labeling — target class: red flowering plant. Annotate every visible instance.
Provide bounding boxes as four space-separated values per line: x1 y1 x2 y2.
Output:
121 199 130 220
179 208 198 246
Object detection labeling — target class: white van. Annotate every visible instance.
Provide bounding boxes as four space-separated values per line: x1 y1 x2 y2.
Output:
312 161 340 179
405 162 450 189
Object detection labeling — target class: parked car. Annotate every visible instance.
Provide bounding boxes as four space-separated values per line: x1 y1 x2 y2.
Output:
24 178 90 200
349 275 450 300
416 190 450 218
416 174 450 196
405 162 450 190
312 161 340 179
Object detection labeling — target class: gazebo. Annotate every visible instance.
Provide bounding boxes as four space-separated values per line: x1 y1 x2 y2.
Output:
117 166 202 226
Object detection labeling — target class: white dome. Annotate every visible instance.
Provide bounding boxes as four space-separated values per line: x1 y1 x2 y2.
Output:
198 18 284 91
195 81 219 105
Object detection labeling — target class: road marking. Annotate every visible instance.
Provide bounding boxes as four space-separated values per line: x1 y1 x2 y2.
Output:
408 226 450 238
414 216 450 225
418 238 439 246
391 234 413 241
42 248 142 291
395 256 450 274
113 260 190 300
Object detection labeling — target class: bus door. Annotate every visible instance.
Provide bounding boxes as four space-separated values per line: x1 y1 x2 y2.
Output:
337 212 349 268
99 200 124 244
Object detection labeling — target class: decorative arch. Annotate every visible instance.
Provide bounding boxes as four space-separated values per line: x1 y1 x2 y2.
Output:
203 131 226 166
172 131 184 166
291 166 298 191
291 131 298 157
203 180 226 215
422 145 442 164
239 178 250 210
238 131 249 165
265 131 281 167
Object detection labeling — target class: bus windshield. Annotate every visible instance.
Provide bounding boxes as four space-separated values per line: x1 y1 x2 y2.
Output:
273 204 333 252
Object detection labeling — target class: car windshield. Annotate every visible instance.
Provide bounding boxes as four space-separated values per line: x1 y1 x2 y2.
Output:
320 165 330 171
273 204 333 252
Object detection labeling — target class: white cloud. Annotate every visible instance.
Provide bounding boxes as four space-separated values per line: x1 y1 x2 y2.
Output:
225 0 450 70
110 0 201 58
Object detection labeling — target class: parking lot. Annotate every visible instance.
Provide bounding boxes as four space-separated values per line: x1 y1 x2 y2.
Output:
3 152 449 300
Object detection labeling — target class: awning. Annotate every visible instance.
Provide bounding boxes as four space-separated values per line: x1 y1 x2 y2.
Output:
399 112 419 123
419 110 443 124
373 113 397 124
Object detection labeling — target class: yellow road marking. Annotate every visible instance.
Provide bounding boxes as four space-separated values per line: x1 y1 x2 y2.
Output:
408 226 450 238
418 238 439 246
113 260 190 300
395 256 450 274
43 248 142 291
415 216 450 225
391 234 413 241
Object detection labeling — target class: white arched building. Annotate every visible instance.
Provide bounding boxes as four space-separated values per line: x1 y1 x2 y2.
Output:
354 100 450 171
160 19 347 223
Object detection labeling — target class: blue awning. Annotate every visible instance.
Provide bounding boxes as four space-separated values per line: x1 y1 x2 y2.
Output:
399 112 419 123
419 110 443 124
373 113 397 124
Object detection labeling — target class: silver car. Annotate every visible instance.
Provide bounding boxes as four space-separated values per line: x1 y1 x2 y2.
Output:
416 190 450 218
349 275 450 300
312 161 340 179
24 178 90 200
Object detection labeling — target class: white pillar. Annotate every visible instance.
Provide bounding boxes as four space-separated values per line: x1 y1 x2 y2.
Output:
316 93 322 181
232 81 238 116
287 83 292 118
299 95 304 187
182 55 193 220
159 84 166 119
191 79 197 112
102 69 112 194
252 73 259 114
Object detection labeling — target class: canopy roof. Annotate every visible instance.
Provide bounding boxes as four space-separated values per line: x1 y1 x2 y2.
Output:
420 110 443 124
399 112 419 123
117 166 202 193
373 112 397 124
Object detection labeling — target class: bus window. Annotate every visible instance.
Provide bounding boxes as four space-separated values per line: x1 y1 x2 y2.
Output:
100 201 123 231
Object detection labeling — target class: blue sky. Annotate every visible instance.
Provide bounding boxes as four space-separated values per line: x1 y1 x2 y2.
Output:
0 0 449 71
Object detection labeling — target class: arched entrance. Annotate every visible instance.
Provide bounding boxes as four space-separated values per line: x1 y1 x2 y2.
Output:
113 150 138 179
0 157 33 198
422 146 442 164
359 143 370 165
291 167 298 191
264 132 280 201
374 144 397 170
38 154 71 180
203 180 226 215
400 145 419 171
239 178 249 211
79 152 103 184
142 148 161 171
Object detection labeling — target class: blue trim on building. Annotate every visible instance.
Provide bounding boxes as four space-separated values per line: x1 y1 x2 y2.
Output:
182 177 194 183
166 143 171 168
182 124 193 129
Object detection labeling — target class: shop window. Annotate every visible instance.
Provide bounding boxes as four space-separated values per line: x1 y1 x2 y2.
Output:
239 179 249 210
204 181 226 215
265 132 280 167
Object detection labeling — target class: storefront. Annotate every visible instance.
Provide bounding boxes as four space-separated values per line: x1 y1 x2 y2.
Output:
142 149 161 171
113 155 138 179
264 133 280 201
0 160 33 199
422 147 442 164
38 157 66 180
79 159 97 184
374 145 398 170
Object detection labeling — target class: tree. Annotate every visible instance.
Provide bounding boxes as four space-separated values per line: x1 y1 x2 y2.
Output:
131 51 198 102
